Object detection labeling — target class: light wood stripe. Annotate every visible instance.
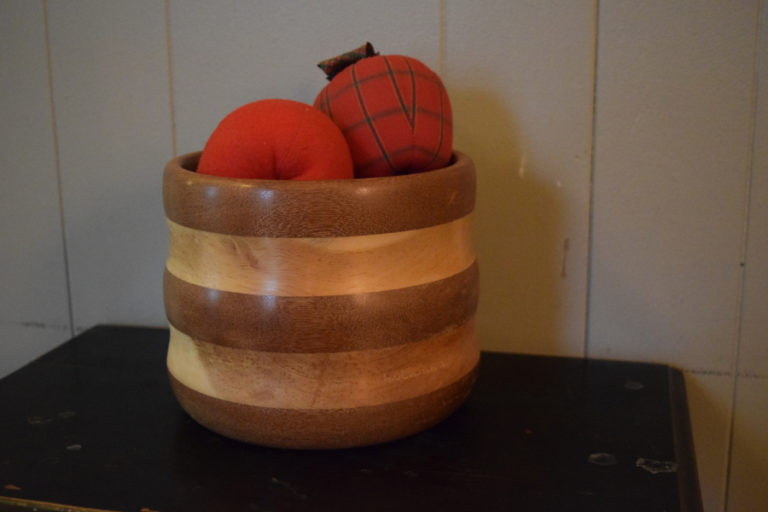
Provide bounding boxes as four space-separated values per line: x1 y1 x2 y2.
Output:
167 320 479 410
165 214 475 297
163 151 475 237
163 261 478 352
169 364 478 449
0 496 120 512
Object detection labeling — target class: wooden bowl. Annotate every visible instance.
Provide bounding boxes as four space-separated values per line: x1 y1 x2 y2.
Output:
162 152 480 449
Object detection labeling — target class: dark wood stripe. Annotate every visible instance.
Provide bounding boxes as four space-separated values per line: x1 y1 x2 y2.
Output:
163 151 474 237
164 261 478 352
168 363 478 449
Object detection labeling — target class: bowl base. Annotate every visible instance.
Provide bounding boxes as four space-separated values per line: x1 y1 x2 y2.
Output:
168 365 478 450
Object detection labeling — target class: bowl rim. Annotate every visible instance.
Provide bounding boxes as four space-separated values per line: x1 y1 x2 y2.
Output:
169 150 469 186
163 151 475 238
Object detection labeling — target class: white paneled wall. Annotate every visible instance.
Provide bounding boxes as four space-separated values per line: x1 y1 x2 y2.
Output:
589 1 756 371
0 1 765 511
729 1 768 509
46 1 173 329
588 3 763 509
445 0 595 357
170 0 441 155
0 0 71 377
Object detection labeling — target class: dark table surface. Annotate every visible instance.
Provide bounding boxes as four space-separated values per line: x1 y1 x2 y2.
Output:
0 325 701 512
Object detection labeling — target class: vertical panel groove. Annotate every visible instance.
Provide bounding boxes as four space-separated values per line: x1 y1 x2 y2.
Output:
42 0 74 339
724 1 766 509
584 0 601 358
439 0 446 77
165 0 178 158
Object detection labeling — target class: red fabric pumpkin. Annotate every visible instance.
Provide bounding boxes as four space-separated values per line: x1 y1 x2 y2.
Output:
198 99 354 180
314 49 452 178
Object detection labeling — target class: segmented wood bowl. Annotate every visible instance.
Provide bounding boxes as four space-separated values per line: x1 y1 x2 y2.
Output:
162 151 479 449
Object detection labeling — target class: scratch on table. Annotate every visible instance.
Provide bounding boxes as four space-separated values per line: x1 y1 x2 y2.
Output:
624 379 644 391
270 477 307 500
636 457 678 474
587 452 617 466
27 415 53 426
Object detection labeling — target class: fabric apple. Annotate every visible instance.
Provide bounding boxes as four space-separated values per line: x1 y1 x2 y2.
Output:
197 99 354 180
314 43 453 178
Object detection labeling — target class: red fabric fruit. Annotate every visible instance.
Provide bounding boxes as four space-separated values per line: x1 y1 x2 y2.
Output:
197 99 354 180
314 43 453 178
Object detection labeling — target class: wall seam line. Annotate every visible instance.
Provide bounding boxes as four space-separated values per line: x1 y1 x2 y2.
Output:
42 0 75 339
165 0 178 158
583 0 601 359
722 1 765 510
439 0 446 77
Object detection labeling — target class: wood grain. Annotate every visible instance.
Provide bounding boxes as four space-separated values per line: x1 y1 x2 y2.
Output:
162 151 479 447
163 151 475 237
167 319 479 410
168 363 478 449
164 261 478 352
165 215 474 296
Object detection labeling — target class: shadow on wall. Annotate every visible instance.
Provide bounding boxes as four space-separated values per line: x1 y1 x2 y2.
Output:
451 86 567 356
682 372 732 511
